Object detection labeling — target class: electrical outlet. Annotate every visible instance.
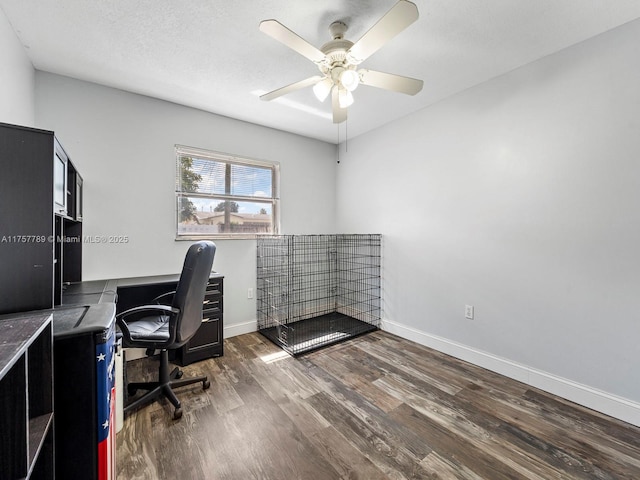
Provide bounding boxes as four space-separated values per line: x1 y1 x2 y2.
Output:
465 305 474 320
247 287 254 299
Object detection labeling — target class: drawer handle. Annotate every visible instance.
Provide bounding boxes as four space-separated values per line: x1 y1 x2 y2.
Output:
202 318 209 322
203 299 210 305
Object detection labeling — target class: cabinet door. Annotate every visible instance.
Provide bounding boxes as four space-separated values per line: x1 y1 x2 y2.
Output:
53 139 68 217
75 174 83 221
65 163 83 222
187 317 222 351
0 125 55 314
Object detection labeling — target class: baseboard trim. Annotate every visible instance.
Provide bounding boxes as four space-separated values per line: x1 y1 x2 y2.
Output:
381 319 640 428
224 320 257 338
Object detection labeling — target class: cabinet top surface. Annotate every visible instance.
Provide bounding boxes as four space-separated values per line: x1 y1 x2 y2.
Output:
0 121 54 137
0 312 52 379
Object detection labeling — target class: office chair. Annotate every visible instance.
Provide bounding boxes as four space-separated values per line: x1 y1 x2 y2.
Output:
116 241 216 420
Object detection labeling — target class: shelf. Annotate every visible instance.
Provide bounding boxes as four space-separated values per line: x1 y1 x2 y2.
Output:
0 313 54 480
28 413 54 469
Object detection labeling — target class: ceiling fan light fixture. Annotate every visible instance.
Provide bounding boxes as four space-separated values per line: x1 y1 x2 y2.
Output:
338 88 354 108
313 77 333 102
259 0 422 123
340 69 359 92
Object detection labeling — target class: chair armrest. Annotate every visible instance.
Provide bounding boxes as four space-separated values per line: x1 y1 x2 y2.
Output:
152 291 176 305
116 304 179 320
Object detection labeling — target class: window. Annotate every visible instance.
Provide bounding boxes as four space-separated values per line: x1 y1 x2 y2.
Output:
175 145 279 238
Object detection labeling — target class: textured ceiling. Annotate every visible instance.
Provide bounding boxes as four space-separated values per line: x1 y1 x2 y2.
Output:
2 1 640 143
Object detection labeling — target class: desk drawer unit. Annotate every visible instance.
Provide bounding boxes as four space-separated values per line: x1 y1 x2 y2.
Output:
178 275 224 365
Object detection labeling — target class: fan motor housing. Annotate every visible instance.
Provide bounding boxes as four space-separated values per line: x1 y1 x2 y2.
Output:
320 21 354 68
321 39 354 57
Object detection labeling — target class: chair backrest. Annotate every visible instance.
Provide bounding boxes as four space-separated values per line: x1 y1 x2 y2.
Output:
171 241 216 345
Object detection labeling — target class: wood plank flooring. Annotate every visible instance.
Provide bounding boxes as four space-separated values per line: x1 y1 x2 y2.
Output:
116 331 640 479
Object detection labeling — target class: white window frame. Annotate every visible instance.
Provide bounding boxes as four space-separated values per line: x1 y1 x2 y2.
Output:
175 144 280 240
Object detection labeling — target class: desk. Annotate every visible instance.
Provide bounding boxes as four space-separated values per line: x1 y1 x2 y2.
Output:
60 273 225 364
52 272 223 480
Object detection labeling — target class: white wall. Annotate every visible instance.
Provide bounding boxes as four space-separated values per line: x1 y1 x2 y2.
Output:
35 72 337 336
0 7 34 126
336 19 640 425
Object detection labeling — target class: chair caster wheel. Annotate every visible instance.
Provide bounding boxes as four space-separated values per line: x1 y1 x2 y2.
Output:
127 387 138 397
176 370 183 379
173 407 183 420
203 379 211 390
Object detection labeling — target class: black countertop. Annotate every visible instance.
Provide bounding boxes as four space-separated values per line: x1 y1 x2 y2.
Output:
2 272 222 340
54 272 222 338
52 303 116 339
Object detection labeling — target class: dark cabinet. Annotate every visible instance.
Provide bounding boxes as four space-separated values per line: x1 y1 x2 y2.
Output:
0 123 83 315
178 275 224 365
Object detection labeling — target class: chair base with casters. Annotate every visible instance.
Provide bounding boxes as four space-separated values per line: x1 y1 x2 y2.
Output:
124 349 210 420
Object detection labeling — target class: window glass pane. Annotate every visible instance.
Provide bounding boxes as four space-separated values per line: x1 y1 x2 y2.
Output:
177 196 274 236
180 156 273 198
230 164 272 197
179 156 226 195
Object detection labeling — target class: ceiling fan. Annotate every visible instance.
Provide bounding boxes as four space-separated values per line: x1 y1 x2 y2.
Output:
259 0 424 124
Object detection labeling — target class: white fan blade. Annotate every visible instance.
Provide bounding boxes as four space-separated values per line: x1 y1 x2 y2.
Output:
358 69 423 95
332 87 348 123
260 20 326 64
347 0 419 65
260 76 324 101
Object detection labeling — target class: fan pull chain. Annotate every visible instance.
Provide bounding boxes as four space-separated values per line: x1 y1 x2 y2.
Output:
336 120 349 164
345 119 348 153
337 123 340 163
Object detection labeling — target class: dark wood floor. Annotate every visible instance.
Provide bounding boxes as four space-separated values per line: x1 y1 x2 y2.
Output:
116 331 640 479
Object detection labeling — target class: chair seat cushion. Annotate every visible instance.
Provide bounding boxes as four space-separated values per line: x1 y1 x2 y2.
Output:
126 314 170 342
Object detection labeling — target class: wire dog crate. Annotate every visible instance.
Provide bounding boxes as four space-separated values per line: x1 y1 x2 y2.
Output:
257 234 381 355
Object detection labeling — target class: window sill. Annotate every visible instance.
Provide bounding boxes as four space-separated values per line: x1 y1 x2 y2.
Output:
175 234 275 241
